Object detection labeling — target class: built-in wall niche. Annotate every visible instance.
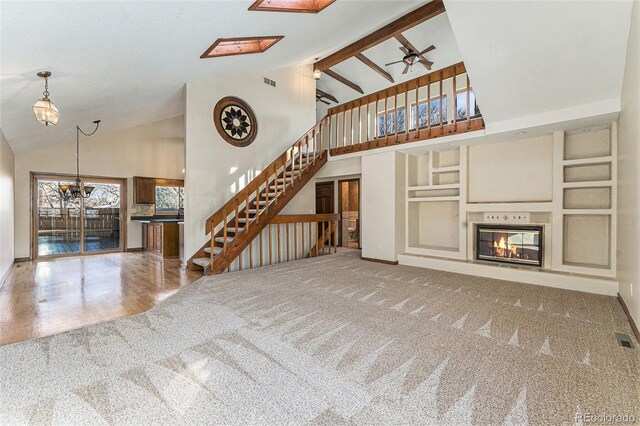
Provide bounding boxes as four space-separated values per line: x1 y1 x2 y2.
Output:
406 147 462 255
564 128 611 161
563 187 611 210
408 201 459 251
407 154 430 187
407 149 460 189
409 188 459 198
564 163 611 183
432 150 459 169
432 171 460 186
563 214 611 269
559 126 615 275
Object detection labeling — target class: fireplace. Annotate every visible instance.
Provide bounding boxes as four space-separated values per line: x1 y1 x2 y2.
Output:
475 224 543 267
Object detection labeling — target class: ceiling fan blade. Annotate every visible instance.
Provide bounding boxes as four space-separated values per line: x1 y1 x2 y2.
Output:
399 46 409 55
385 60 404 66
402 63 410 75
419 59 433 70
420 45 436 55
395 34 413 51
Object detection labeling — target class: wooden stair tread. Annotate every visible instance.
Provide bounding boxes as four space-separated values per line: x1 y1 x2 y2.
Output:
204 246 223 255
193 258 210 268
214 236 235 243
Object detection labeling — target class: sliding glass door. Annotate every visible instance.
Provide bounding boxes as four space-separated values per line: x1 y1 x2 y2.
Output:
83 182 122 253
36 179 82 256
34 174 125 258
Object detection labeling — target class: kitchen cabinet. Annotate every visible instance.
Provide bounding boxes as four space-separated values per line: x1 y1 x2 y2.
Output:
141 222 179 258
133 177 156 204
153 224 163 254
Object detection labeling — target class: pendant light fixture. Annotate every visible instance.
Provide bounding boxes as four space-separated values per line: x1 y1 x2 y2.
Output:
58 120 101 201
33 71 59 126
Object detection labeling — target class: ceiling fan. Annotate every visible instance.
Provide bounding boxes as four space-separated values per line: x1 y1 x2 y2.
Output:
385 45 436 74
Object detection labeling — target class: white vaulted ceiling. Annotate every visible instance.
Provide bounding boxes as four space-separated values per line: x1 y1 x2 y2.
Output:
315 11 463 118
0 0 425 151
1 1 634 151
444 0 633 133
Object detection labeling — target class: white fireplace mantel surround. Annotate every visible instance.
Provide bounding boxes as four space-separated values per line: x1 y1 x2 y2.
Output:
401 125 618 296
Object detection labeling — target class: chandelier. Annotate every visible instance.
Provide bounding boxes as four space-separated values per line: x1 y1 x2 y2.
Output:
33 71 59 126
58 120 101 201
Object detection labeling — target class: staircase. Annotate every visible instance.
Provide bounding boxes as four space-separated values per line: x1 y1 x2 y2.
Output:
188 117 330 275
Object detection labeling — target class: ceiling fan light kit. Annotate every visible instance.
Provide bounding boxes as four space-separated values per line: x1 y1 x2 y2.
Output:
385 44 436 74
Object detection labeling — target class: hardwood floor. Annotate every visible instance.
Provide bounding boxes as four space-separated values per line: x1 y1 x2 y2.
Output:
0 252 202 346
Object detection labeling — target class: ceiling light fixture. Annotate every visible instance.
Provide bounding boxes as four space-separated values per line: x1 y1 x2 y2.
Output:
33 71 59 126
58 120 101 201
313 69 321 80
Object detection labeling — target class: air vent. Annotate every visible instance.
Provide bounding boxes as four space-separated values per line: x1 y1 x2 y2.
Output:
263 77 276 87
615 333 635 349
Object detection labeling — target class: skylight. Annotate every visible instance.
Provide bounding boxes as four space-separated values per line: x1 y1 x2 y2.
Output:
248 0 335 13
200 36 284 59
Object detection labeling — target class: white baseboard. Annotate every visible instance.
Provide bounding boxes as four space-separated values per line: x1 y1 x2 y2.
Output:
399 253 617 296
0 262 14 292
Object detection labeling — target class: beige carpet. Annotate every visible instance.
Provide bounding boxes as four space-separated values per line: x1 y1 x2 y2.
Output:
1 251 638 425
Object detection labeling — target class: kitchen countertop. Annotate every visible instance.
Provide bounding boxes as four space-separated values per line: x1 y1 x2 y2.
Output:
131 216 184 223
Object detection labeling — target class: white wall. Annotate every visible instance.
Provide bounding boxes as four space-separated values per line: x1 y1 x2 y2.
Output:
14 116 185 257
617 0 640 326
361 150 405 262
184 66 316 259
0 128 15 282
468 135 553 203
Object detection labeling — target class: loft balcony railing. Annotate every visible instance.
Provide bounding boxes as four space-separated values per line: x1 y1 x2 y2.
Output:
324 62 484 155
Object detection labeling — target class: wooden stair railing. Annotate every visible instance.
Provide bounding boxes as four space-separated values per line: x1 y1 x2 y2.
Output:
188 117 330 275
270 214 339 260
308 218 338 257
325 61 484 155
191 214 339 274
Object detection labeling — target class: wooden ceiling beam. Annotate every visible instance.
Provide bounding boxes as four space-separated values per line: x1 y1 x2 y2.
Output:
323 69 364 94
354 53 394 83
313 0 445 72
316 88 338 103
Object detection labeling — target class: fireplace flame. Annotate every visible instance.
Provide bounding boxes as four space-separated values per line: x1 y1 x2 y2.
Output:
493 237 517 258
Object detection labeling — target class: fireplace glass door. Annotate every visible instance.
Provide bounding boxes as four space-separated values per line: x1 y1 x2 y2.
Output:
476 225 543 267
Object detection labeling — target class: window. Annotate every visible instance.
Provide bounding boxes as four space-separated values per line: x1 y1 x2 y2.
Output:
376 96 448 137
377 107 406 137
409 96 447 131
155 186 184 214
455 89 478 120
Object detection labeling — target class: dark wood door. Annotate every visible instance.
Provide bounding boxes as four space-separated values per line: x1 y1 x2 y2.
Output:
316 182 335 246
316 182 334 214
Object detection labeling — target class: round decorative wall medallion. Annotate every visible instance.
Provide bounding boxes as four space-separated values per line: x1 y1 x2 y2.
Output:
213 96 258 147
